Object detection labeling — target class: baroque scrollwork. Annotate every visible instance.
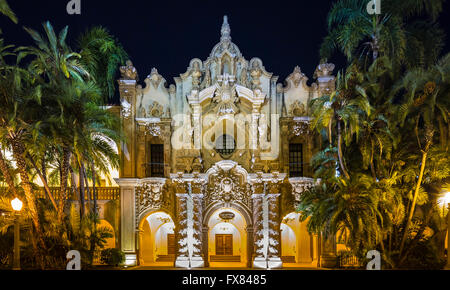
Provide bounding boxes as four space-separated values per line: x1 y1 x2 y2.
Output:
205 167 251 208
135 180 172 222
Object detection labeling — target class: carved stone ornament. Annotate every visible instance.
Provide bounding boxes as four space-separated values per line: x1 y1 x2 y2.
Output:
148 101 164 117
148 68 163 88
289 100 307 117
191 61 202 89
205 165 251 208
121 99 132 119
289 177 317 204
291 66 306 88
120 60 138 80
250 61 262 90
292 121 309 136
314 63 335 78
146 123 161 137
135 181 170 218
219 211 235 221
213 74 239 115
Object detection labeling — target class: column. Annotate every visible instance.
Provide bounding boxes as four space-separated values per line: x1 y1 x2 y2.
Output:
319 234 337 268
203 226 209 267
246 227 254 268
115 178 139 266
250 107 260 150
191 103 202 150
252 193 265 267
175 193 189 267
174 179 204 268
267 180 283 268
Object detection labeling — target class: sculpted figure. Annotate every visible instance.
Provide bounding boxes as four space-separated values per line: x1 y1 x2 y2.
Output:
191 61 202 89
250 61 261 89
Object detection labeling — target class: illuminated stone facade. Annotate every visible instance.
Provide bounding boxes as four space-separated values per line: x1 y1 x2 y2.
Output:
115 16 337 268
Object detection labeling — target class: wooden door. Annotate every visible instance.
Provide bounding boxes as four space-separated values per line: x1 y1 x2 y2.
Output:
216 234 233 255
167 234 176 255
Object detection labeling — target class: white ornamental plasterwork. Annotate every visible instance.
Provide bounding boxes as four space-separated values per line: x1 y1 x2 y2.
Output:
291 117 311 136
148 101 164 117
135 179 171 225
204 161 251 208
289 100 307 117
213 74 239 115
121 99 132 119
146 123 162 137
147 68 163 89
289 177 318 204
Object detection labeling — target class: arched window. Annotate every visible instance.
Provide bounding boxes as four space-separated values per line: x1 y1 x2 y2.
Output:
216 134 235 156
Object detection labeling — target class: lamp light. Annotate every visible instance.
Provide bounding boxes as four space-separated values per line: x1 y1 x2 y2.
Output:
11 198 23 212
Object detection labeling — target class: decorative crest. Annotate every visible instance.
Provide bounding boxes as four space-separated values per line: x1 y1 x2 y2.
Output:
221 15 231 42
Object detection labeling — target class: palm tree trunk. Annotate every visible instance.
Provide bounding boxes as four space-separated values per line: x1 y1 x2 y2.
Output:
78 163 85 218
27 153 58 211
82 163 91 213
0 147 18 197
68 165 77 200
337 120 350 179
41 155 47 183
370 141 377 181
399 149 430 257
10 138 46 268
399 126 434 259
91 162 98 216
58 147 71 221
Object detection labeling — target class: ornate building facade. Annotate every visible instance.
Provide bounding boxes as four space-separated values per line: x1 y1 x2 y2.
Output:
115 16 338 268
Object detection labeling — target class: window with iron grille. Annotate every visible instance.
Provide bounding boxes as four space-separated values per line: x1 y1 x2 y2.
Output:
289 143 303 177
216 134 235 156
150 144 164 177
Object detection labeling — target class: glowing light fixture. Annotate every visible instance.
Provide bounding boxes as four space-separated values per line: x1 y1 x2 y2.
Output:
11 198 23 212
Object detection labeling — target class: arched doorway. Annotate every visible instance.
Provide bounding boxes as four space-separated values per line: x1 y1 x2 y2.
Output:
281 212 318 266
205 206 250 268
138 211 175 266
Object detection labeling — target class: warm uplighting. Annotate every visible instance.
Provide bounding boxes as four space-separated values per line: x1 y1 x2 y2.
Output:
11 198 23 212
438 192 450 207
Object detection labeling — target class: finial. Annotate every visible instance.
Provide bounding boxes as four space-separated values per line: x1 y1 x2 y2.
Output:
221 15 231 42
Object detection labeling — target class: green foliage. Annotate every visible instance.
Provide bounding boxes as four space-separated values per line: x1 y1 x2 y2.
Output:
303 0 450 269
100 248 124 266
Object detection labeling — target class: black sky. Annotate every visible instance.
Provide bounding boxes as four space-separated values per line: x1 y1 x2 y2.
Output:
1 0 450 90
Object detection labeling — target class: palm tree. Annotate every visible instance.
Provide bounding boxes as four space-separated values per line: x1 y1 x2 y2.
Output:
310 66 371 179
394 53 450 257
0 0 17 26
320 0 444 67
77 27 128 102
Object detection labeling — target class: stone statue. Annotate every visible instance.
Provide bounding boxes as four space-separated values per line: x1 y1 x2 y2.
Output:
240 65 248 87
191 61 202 89
250 61 261 90
202 67 212 88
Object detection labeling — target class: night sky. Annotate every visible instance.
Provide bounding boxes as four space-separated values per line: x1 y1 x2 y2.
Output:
1 0 450 98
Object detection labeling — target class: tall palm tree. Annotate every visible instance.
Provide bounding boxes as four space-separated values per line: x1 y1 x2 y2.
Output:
77 27 128 102
320 0 444 67
0 0 17 26
310 67 371 179
394 53 450 257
